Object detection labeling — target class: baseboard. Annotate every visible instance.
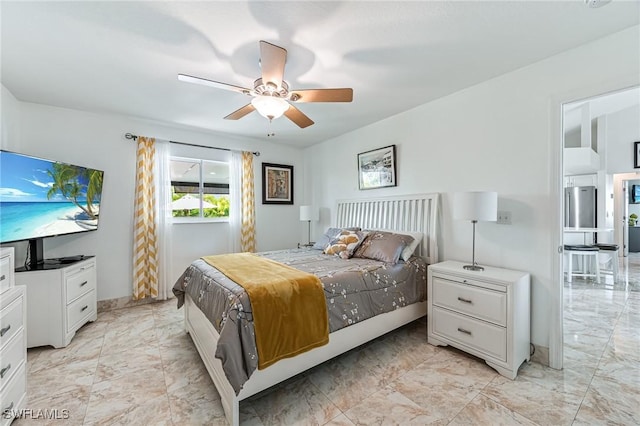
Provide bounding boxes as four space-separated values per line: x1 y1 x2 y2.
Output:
530 344 549 366
97 295 160 312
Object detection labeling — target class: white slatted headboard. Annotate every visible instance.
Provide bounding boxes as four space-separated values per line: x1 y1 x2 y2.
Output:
335 193 440 264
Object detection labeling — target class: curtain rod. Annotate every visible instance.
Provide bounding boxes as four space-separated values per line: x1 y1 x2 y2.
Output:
124 133 260 156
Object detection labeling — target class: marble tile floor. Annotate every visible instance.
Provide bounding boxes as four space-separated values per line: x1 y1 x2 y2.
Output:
19 256 639 425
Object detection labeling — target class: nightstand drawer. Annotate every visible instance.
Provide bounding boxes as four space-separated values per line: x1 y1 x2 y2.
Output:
67 290 96 333
65 264 96 303
0 253 13 294
0 295 24 350
0 331 25 390
432 306 507 362
0 363 26 426
432 277 506 326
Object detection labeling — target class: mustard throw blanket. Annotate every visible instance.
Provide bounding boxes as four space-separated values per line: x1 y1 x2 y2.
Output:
202 253 329 370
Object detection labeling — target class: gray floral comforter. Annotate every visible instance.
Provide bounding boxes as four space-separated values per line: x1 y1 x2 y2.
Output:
172 248 427 394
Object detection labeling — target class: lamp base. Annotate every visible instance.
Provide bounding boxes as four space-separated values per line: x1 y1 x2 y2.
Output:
463 264 485 271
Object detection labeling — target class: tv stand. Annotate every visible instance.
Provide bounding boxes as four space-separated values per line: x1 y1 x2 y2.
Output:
15 257 97 348
15 255 92 272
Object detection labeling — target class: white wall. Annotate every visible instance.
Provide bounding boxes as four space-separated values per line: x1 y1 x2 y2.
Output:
1 85 21 145
605 105 640 174
0 96 306 301
304 26 640 352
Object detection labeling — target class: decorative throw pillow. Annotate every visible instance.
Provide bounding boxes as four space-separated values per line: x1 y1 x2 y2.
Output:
313 227 361 250
323 230 368 259
352 231 414 264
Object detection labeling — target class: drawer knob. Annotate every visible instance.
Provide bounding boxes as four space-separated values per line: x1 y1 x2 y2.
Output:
0 274 5 281
0 363 11 379
80 281 88 287
0 324 10 337
81 305 88 312
457 297 473 304
457 327 472 336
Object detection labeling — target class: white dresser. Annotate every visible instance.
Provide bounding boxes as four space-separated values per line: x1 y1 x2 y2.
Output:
427 260 530 379
15 257 97 348
0 247 27 425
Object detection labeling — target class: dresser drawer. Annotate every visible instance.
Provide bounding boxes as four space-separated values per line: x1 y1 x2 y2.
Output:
0 253 13 295
65 264 96 303
0 295 24 350
432 306 507 362
432 277 507 326
0 331 25 390
0 363 26 425
66 289 96 333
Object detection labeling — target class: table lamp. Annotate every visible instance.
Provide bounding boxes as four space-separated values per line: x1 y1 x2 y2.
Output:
299 205 319 246
453 191 498 271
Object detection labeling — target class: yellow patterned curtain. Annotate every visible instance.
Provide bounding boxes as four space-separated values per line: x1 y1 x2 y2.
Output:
132 136 158 299
240 151 256 252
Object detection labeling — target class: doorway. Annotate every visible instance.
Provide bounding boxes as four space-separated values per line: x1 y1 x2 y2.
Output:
614 174 640 257
560 85 640 370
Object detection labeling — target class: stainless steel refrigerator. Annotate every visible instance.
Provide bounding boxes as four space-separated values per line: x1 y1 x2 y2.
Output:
565 186 596 228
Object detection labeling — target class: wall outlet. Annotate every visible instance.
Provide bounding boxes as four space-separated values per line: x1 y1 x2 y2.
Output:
497 210 512 225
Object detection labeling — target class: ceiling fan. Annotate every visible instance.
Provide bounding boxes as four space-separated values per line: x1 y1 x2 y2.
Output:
178 40 353 129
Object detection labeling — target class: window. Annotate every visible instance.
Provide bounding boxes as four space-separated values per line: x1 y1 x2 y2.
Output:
170 157 230 219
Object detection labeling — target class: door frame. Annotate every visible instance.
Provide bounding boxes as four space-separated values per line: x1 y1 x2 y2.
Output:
549 75 640 370
616 175 640 256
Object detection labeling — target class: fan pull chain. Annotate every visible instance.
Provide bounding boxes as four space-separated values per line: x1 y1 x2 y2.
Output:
267 119 275 138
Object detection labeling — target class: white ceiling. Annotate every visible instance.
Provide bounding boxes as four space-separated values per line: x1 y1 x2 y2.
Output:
2 1 638 148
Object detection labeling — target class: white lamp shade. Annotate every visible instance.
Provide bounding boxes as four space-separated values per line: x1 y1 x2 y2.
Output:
453 191 498 222
299 205 319 221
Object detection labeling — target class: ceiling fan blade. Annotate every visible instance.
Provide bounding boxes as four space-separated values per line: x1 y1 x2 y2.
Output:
290 88 353 103
259 41 286 89
178 74 250 95
224 104 256 120
284 104 314 128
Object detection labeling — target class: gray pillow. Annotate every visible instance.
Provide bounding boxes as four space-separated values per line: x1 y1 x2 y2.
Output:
312 227 361 250
352 231 414 264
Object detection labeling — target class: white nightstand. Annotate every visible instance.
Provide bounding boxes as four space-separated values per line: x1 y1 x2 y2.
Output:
15 257 97 348
427 260 530 379
0 247 27 425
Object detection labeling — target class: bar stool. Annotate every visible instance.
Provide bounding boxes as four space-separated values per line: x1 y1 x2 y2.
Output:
564 244 600 283
592 243 619 281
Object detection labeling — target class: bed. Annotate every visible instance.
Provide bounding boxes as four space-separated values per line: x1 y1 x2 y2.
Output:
174 193 440 426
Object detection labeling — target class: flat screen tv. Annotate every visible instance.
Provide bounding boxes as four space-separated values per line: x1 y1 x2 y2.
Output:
0 150 104 269
633 185 640 204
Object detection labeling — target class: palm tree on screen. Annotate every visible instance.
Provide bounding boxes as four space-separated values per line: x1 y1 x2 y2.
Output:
84 169 102 217
46 163 101 220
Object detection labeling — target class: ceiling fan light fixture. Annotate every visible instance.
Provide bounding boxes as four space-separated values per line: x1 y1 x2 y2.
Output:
180 41 351 129
251 95 289 120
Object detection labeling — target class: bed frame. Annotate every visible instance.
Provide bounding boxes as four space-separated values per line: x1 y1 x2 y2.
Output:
184 193 440 425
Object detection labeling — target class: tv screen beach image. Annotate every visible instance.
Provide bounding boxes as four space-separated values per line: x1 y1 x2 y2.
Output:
0 151 104 243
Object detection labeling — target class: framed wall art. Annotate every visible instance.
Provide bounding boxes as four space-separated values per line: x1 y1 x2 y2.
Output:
634 141 640 169
262 163 294 204
357 145 397 190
